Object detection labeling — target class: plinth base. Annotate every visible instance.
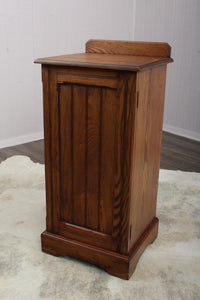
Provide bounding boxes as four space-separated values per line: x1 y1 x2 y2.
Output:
41 218 158 280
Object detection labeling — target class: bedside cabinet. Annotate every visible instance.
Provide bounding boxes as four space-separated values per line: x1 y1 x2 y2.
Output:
35 40 173 279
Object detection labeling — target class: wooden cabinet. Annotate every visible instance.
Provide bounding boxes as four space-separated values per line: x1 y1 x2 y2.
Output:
35 40 173 279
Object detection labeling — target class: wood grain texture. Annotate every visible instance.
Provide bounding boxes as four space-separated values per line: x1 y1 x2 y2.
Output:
128 66 167 250
42 65 52 232
44 66 123 251
41 218 158 279
54 66 119 78
49 67 60 234
41 230 129 279
112 75 128 244
58 222 114 251
86 87 101 230
37 40 173 280
52 70 137 251
41 217 158 280
59 84 73 223
40 66 166 276
99 88 116 234
57 73 118 89
35 53 173 71
86 39 172 57
117 73 137 255
128 218 159 278
72 85 86 227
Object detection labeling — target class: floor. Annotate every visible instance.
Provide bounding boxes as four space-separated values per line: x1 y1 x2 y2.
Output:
0 131 200 172
1 155 199 299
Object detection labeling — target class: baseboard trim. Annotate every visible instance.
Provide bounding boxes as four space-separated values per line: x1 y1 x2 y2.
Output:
0 131 44 149
163 124 200 142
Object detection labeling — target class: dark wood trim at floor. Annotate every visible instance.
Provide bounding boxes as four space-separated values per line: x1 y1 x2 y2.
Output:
0 131 200 172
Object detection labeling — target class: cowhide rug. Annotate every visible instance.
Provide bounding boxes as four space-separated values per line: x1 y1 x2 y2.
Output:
0 156 199 300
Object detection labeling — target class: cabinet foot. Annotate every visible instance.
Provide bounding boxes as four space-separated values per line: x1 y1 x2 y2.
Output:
41 217 158 280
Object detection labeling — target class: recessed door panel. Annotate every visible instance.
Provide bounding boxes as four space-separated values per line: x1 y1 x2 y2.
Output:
48 67 134 251
58 83 116 235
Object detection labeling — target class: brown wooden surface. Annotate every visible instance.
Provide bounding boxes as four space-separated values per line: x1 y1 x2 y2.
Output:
86 39 171 57
73 85 87 227
116 73 136 254
41 230 129 279
49 68 60 234
54 66 119 78
38 48 171 278
129 66 167 251
42 66 52 232
41 217 158 280
35 53 172 71
86 87 101 230
128 218 158 278
44 65 124 252
1 40 179 279
57 73 118 89
40 65 139 255
99 87 116 234
59 84 73 223
58 222 114 251
39 61 163 278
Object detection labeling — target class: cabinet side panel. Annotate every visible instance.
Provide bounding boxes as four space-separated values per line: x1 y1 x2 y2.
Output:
129 66 167 250
59 84 73 223
73 85 87 227
86 87 101 230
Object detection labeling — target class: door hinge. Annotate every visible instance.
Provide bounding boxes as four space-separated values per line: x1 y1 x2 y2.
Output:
137 91 139 108
130 225 132 239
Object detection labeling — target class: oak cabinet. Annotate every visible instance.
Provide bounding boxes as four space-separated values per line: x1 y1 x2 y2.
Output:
35 40 173 279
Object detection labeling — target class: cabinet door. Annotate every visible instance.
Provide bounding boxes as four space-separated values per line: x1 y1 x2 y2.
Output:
44 66 135 252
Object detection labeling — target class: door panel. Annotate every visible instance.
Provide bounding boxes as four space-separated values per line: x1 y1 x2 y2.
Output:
48 67 133 251
58 83 117 234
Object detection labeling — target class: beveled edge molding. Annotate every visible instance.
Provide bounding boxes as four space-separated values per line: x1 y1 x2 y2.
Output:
41 217 159 280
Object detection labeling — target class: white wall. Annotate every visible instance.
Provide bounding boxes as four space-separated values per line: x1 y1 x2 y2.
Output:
1 0 199 148
0 0 134 148
133 0 200 141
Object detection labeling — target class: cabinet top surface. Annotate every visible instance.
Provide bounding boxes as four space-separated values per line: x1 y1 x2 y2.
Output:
34 53 173 71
